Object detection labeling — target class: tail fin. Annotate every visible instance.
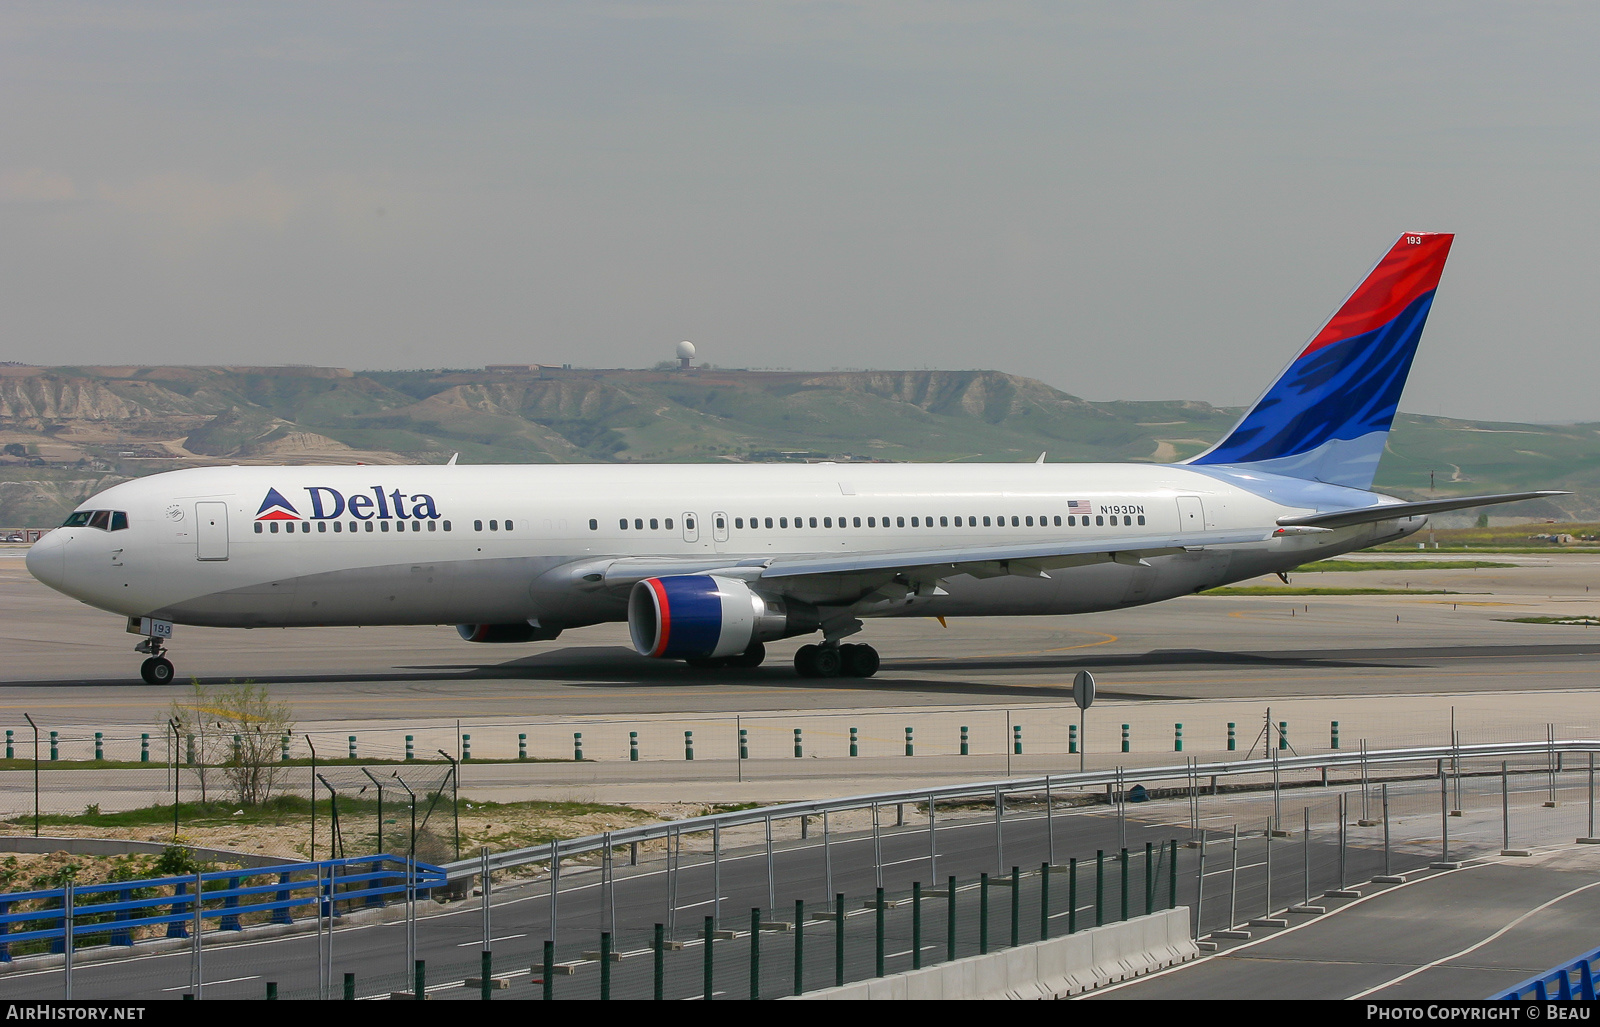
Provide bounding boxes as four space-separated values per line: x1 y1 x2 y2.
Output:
1188 232 1454 490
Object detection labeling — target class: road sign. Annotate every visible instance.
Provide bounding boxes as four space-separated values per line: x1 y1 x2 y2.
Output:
1073 670 1095 710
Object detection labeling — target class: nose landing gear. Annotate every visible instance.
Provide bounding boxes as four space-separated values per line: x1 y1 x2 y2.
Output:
135 638 175 685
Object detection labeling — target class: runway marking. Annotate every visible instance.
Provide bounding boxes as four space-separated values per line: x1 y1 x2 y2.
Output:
456 932 527 947
162 975 258 991
1345 878 1600 999
918 630 1119 662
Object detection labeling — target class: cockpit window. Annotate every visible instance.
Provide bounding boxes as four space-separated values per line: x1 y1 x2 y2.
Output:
62 510 128 531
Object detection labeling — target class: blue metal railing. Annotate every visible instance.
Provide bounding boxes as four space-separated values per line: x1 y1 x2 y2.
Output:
0 854 445 962
1492 944 1600 1000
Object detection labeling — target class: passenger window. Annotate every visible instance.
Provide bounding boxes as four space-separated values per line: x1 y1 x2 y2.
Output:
89 511 111 530
254 523 262 534
687 517 696 530
765 517 774 528
619 519 627 529
270 522 279 534
716 516 725 529
853 517 861 527
429 521 438 532
1137 515 1146 525
735 518 744 529
1054 515 1061 526
1096 515 1104 526
867 517 875 527
780 517 788 528
896 517 905 528
303 522 311 533
381 521 391 532
1068 516 1076 526
475 520 484 531
366 521 375 532
1025 515 1034 527
911 517 919 527
1122 515 1130 526
413 520 422 531
634 518 643 530
589 519 598 530
824 517 832 528
807 517 815 528
650 518 659 530
490 520 499 531
1011 516 1019 527
505 520 513 531
666 518 674 529
335 521 343 532
983 516 991 526
349 522 358 532
317 522 327 533
940 516 948 527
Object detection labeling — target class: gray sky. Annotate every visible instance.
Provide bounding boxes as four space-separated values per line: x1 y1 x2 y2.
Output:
2 2 1597 422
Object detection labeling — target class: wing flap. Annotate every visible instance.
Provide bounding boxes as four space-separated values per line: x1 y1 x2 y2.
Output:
1275 491 1567 530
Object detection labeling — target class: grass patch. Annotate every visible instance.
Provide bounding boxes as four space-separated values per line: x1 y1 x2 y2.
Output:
1200 587 1456 596
1292 559 1515 572
1500 616 1600 626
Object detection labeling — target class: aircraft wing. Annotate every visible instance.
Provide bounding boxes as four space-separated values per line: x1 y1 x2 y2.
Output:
1275 491 1568 530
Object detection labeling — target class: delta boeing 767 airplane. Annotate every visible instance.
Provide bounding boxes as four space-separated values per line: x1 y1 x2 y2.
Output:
26 233 1562 684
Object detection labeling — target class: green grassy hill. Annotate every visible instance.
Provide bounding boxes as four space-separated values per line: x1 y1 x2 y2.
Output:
0 364 1590 526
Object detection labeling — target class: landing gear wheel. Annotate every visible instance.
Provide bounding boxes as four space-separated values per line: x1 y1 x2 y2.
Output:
811 646 842 678
140 657 174 685
729 642 766 669
840 643 880 678
794 643 820 678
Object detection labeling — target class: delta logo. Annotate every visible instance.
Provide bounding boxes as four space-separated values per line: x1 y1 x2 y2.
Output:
255 486 442 522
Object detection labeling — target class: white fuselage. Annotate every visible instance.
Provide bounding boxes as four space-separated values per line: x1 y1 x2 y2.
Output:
26 462 1420 636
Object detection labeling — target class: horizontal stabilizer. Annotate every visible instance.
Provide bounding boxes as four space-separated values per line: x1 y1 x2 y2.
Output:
1275 491 1568 530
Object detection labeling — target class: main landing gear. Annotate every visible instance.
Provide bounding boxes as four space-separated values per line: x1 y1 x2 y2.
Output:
794 642 879 679
135 637 174 685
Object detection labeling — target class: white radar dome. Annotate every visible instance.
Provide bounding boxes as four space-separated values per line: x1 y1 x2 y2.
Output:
676 340 697 360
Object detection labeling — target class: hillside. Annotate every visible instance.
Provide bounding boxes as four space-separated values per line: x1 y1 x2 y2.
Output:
0 364 1591 526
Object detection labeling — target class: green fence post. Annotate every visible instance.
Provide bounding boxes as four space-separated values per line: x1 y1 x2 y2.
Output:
542 940 554 1001
266 981 277 1000
185 732 195 765
703 915 715 1001
404 734 413 761
749 908 761 1001
599 930 610 1000
1175 723 1183 752
946 875 957 961
1069 724 1077 754
1095 850 1104 926
905 726 914 757
793 899 804 996
834 894 845 987
4 729 10 759
1013 724 1022 755
1331 721 1340 749
684 730 693 761
574 731 583 761
349 734 357 760
979 873 990 954
793 728 802 758
414 959 425 1001
654 923 665 1000
875 887 885 977
1279 720 1288 750
519 733 528 760
1120 848 1129 922
630 731 639 762
1145 841 1154 915
1039 862 1050 941
1010 866 1020 947
1228 722 1236 751
960 725 969 756
344 971 355 1001
460 734 469 761
94 732 103 761
912 882 922 969
738 728 747 760
1121 724 1129 753
483 949 495 1001
1068 858 1078 934
849 726 858 757
49 731 57 761
1169 838 1179 909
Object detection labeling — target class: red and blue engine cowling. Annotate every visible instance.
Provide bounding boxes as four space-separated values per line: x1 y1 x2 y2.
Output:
628 574 819 659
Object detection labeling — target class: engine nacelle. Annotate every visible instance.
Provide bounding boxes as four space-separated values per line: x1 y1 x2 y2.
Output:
456 622 563 643
628 575 819 659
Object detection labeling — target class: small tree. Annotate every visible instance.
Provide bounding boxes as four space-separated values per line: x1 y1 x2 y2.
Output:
169 681 294 806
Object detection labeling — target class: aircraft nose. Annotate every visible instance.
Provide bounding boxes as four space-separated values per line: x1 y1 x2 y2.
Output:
25 529 67 592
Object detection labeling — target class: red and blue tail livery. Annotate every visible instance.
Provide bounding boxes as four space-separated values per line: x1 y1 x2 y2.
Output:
1190 232 1454 489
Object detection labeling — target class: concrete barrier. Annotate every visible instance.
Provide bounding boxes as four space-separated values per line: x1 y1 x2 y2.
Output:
792 906 1196 1000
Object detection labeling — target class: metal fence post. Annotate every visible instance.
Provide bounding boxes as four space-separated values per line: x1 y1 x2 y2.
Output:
1338 793 1347 890
749 909 760 1001
1302 807 1310 906
793 900 804 996
1068 858 1078 934
703 915 715 1001
542 941 553 1001
414 959 426 1002
1440 770 1451 862
713 822 722 929
1144 841 1154 916
655 923 665 1001
1228 825 1238 929
1010 866 1020 948
1194 830 1206 938
1095 850 1104 926
600 931 611 1000
1119 848 1129 922
1588 751 1597 842
1170 838 1178 910
1503 760 1511 852
1046 776 1055 867
947 876 957 961
979 873 990 953
912 883 922 969
834 894 845 987
1039 862 1050 941
928 794 938 883
1382 783 1391 877
62 882 73 1000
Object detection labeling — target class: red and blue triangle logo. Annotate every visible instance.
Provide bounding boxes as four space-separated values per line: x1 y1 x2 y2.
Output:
256 487 301 521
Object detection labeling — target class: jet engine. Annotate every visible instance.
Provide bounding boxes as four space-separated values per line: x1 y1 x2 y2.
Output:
456 622 563 643
628 575 818 659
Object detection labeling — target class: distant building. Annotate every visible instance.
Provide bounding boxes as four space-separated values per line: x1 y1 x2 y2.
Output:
485 364 553 373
